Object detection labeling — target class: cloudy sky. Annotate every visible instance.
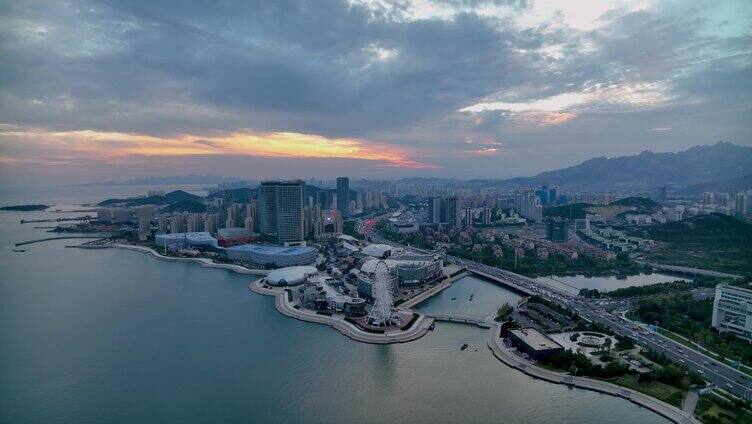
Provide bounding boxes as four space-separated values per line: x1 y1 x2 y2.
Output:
1 0 750 186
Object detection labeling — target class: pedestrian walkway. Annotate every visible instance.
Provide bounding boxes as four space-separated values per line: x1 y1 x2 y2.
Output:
249 279 434 345
486 326 700 424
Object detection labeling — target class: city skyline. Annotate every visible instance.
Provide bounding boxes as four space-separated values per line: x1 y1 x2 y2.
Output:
1 0 751 186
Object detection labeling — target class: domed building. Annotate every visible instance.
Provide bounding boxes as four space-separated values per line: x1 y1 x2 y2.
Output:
265 266 318 286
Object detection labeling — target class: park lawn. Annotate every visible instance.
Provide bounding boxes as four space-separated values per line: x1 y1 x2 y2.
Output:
613 374 685 407
696 396 752 424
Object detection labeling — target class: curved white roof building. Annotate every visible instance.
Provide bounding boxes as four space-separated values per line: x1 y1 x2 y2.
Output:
266 266 318 286
361 243 392 259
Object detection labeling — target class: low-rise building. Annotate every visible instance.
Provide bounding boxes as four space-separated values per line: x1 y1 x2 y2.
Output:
508 328 564 360
154 232 218 250
712 284 752 341
225 244 318 268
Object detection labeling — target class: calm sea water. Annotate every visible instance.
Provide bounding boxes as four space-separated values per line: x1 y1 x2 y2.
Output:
416 274 523 319
0 187 669 423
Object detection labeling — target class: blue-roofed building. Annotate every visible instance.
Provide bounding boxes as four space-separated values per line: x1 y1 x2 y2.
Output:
225 244 318 268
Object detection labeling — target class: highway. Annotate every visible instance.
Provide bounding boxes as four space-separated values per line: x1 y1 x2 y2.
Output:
365 224 752 399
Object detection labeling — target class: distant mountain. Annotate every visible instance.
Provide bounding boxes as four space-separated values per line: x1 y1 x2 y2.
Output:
610 196 660 214
78 175 239 187
98 190 203 207
161 199 207 213
207 188 255 204
504 142 752 190
679 174 752 195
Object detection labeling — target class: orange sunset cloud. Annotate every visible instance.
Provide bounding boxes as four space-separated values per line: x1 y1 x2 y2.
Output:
0 125 436 169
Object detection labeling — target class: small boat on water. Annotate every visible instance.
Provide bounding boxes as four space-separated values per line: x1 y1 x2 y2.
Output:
460 343 469 350
451 297 457 301
12 249 26 253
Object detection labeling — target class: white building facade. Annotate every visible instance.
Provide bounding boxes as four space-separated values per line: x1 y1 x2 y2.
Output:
712 284 752 341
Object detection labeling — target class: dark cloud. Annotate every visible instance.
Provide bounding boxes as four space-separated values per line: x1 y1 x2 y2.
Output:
0 0 750 183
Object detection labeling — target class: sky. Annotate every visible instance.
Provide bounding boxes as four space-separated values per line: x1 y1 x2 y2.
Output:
0 0 750 186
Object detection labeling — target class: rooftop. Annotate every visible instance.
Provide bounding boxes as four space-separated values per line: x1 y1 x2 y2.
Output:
510 328 563 351
226 244 316 256
156 232 216 241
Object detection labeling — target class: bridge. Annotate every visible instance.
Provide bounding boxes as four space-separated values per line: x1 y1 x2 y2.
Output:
464 268 534 296
427 313 494 328
642 262 742 279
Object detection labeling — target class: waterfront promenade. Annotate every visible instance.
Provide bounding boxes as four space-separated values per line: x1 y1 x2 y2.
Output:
486 326 700 424
108 244 270 275
249 279 434 344
399 269 468 309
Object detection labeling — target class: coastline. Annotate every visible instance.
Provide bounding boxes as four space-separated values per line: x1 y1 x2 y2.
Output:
77 243 270 276
73 240 702 422
249 279 435 345
486 325 700 424
77 242 432 345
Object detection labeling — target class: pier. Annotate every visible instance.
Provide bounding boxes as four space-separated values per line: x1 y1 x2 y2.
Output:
20 216 92 224
15 236 104 246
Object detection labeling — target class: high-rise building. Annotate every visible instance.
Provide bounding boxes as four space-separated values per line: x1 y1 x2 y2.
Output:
136 205 154 241
463 208 474 228
546 218 569 242
245 201 258 232
157 215 168 234
481 206 492 226
712 284 752 341
736 193 749 218
259 180 305 244
204 213 220 236
187 213 204 233
703 192 715 206
718 193 731 208
428 196 442 224
444 196 461 229
170 213 185 234
259 181 279 236
336 177 350 219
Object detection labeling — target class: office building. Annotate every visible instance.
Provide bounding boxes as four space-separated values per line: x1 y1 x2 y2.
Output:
336 177 350 219
259 181 279 236
445 196 461 229
428 196 442 224
704 192 715 206
260 180 305 244
712 284 752 341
